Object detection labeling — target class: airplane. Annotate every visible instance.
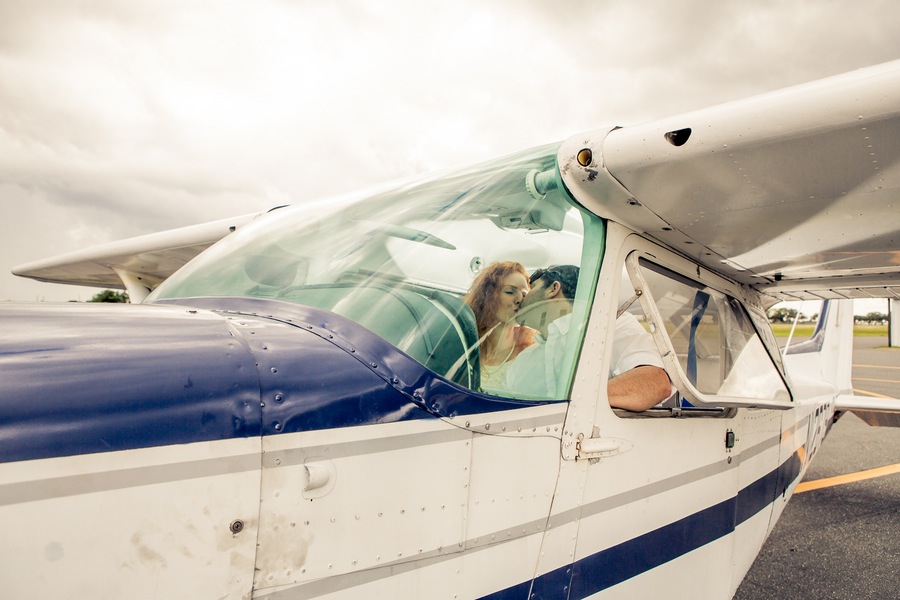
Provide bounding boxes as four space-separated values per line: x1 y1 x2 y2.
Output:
3 59 900 599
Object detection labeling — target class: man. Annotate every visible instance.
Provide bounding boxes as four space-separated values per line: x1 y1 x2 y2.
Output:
505 265 672 411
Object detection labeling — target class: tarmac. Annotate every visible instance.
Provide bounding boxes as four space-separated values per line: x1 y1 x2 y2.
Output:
733 337 900 600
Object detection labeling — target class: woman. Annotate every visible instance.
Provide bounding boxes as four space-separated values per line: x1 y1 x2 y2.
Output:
463 261 537 391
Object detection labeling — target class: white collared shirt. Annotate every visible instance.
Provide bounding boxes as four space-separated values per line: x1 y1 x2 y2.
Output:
504 312 663 399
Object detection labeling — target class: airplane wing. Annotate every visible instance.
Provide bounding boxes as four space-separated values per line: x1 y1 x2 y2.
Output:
835 394 900 427
561 59 900 307
12 211 264 302
555 60 900 427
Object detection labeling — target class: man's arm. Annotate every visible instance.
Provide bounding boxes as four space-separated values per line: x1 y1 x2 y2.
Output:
608 365 672 411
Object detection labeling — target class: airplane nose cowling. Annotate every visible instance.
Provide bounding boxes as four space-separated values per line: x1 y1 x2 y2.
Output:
0 300 429 464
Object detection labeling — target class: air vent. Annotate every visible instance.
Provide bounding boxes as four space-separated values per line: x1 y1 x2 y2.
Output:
664 128 692 147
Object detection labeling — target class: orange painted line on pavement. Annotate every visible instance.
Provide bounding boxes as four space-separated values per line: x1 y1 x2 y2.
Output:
853 364 900 370
853 388 895 399
854 377 900 384
796 463 900 494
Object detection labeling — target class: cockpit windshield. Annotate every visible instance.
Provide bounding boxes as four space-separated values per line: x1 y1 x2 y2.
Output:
148 143 605 400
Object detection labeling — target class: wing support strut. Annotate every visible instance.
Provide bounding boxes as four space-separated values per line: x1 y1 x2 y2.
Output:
113 268 152 303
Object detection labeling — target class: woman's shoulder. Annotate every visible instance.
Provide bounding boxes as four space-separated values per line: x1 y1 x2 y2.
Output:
513 325 538 349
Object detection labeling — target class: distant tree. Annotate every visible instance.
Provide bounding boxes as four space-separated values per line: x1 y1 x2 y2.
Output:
767 307 799 323
862 311 888 324
89 290 129 303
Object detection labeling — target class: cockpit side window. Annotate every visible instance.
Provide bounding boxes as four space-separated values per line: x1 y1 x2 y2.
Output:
616 254 792 416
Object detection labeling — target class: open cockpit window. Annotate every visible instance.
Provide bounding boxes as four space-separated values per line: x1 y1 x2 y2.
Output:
147 143 604 401
621 253 792 412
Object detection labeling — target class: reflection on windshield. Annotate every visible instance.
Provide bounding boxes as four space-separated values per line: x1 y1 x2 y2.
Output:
148 143 605 400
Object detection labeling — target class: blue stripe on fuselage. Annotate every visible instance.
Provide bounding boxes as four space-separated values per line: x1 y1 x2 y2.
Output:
0 300 556 463
480 447 804 599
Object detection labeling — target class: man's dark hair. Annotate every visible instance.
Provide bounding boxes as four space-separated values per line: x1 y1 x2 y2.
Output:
530 265 579 301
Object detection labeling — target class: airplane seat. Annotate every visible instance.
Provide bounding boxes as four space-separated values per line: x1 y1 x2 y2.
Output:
281 283 480 390
415 288 480 390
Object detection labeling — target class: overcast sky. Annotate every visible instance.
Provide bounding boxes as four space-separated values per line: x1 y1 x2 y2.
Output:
2 0 898 315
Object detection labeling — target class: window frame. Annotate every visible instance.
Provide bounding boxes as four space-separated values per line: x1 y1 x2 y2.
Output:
623 249 794 410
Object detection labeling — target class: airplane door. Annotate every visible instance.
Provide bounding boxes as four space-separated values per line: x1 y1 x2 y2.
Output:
569 241 741 598
546 230 789 598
